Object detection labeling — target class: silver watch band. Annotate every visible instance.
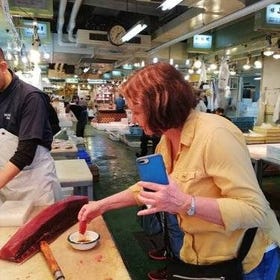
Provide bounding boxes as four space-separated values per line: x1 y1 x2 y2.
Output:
187 195 196 216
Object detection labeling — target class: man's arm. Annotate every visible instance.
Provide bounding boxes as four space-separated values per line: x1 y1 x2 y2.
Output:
0 162 20 189
0 139 39 189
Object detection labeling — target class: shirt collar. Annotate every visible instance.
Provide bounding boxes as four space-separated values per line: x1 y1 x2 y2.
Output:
159 110 200 172
180 109 199 147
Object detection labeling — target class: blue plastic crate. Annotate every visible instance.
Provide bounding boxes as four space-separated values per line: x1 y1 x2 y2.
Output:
231 117 254 132
129 126 143 136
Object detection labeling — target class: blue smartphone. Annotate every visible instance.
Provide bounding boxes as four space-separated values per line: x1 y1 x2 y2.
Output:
136 154 169 185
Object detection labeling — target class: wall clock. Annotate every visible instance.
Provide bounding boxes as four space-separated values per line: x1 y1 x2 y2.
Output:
107 24 126 46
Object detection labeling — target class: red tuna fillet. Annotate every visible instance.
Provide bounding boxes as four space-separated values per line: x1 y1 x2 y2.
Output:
0 195 88 263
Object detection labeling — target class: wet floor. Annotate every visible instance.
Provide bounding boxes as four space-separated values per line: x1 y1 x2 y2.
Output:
84 126 140 192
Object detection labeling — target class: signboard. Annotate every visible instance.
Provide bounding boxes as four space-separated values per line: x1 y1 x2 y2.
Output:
112 70 122 77
22 20 49 39
193 35 212 49
65 78 79 84
266 4 280 25
255 6 280 31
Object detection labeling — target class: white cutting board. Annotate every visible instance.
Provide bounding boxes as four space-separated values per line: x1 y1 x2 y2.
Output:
0 200 33 226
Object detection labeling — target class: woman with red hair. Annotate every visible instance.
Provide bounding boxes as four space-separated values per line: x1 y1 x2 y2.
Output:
79 63 280 280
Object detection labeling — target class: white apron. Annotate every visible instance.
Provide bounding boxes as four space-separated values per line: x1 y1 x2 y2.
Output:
0 128 62 206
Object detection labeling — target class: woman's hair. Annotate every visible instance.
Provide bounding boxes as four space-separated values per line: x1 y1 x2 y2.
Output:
0 48 5 61
120 62 195 134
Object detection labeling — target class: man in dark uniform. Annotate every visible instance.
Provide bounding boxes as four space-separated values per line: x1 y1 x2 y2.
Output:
0 47 61 205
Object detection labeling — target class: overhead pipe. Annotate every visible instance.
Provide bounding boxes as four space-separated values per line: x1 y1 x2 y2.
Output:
148 0 279 55
67 0 83 42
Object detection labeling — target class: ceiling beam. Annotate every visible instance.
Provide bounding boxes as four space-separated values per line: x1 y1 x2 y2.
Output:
152 7 205 41
148 0 279 55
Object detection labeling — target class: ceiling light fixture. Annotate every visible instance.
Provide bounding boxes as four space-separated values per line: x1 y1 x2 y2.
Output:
243 55 251 70
188 68 194 74
29 48 41 64
121 20 147 42
263 49 274 56
254 59 262 69
243 64 251 70
152 57 158 63
209 63 217 70
273 52 280 59
159 0 183 11
193 58 202 69
83 67 90 73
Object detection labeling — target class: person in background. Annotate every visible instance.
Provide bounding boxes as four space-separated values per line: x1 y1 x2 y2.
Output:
67 95 88 137
0 47 62 205
136 131 161 158
45 94 61 136
78 62 280 280
114 93 126 113
194 89 207 112
79 97 87 107
214 107 232 121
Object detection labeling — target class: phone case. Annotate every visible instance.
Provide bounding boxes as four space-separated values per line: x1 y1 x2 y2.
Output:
136 154 168 185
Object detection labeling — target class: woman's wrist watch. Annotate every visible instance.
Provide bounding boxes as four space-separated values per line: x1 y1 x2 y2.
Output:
187 196 196 216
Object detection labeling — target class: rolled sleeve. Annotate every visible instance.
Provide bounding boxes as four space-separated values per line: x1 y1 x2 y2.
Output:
128 183 143 206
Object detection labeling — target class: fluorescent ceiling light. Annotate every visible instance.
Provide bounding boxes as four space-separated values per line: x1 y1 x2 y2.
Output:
121 21 147 42
263 49 274 56
159 0 183 11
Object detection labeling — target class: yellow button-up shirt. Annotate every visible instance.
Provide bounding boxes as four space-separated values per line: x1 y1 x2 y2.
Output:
129 110 280 272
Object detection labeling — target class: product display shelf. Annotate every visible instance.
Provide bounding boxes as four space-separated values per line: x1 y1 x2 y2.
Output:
231 116 255 132
244 131 266 144
253 126 280 143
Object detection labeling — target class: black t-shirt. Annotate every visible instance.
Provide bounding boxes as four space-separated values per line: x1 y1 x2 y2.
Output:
0 71 53 150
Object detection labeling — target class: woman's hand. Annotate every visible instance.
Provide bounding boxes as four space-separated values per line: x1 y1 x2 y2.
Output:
137 177 189 216
78 201 103 223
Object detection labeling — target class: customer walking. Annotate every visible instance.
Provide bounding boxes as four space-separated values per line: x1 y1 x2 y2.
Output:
67 95 88 137
78 62 280 280
114 93 126 113
0 48 61 205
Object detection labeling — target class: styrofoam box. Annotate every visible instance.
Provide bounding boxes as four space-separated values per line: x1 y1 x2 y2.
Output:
267 144 280 161
0 200 33 226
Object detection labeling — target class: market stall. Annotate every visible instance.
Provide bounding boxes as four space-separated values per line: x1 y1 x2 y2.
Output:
0 208 131 280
